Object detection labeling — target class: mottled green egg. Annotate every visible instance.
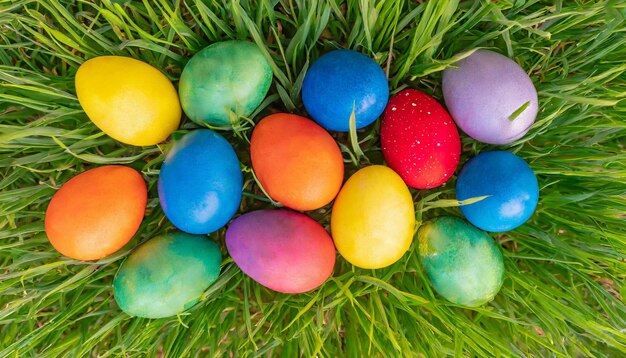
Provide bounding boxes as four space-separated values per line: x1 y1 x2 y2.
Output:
113 233 221 318
417 216 504 306
178 40 272 127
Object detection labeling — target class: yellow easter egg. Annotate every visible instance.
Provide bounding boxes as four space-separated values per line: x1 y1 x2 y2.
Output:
331 165 416 269
75 56 181 146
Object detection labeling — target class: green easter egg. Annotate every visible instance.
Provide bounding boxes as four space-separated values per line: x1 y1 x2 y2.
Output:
178 40 273 127
417 216 504 306
113 233 221 319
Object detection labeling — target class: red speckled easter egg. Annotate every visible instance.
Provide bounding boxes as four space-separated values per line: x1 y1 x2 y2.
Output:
381 89 461 189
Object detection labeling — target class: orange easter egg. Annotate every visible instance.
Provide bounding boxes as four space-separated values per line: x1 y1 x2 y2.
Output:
45 165 147 261
250 113 344 211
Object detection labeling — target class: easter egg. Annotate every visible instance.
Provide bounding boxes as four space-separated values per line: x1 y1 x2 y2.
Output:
226 210 335 293
179 41 272 127
113 232 222 318
302 49 389 132
331 166 415 269
250 113 344 211
442 49 538 145
45 166 147 261
417 216 504 306
158 130 243 234
456 151 539 232
381 89 461 189
75 56 181 146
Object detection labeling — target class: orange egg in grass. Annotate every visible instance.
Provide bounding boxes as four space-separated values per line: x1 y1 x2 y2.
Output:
45 165 147 261
250 113 344 211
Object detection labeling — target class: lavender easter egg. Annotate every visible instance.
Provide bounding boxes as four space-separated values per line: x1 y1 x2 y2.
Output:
456 151 539 232
225 210 335 294
442 50 538 145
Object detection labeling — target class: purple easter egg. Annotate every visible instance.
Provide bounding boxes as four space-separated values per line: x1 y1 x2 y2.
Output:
225 210 336 294
442 50 538 145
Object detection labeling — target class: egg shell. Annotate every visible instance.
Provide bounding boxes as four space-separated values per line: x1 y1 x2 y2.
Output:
331 165 415 269
456 151 539 232
250 113 344 211
75 56 181 146
302 49 389 132
442 49 538 145
226 210 335 294
381 89 461 189
418 216 504 306
113 232 222 319
44 165 147 261
179 41 272 127
158 130 243 234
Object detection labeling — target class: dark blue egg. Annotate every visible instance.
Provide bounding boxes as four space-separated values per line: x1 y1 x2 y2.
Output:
302 49 389 132
158 130 242 234
456 151 538 232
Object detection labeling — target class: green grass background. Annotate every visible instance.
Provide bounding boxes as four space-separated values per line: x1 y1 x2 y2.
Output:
1 0 625 356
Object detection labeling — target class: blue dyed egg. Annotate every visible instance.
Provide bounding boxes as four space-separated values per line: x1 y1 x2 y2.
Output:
456 151 539 232
302 49 389 132
158 130 242 234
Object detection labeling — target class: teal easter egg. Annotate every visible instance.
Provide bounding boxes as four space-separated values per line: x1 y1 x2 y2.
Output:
417 216 504 307
178 40 273 127
113 233 222 318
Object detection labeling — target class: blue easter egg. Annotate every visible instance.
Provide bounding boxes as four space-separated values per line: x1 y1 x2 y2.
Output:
456 151 538 232
158 130 242 234
302 49 389 132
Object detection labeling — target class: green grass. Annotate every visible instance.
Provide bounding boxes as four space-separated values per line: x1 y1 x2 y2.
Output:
1 0 625 356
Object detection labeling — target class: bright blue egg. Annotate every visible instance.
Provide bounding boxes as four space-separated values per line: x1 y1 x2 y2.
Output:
456 151 538 232
158 130 242 234
302 49 389 132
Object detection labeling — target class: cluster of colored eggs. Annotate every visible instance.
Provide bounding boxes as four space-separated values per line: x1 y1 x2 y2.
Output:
44 41 540 318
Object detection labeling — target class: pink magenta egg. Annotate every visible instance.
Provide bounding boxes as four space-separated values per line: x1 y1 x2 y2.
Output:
381 89 461 189
225 210 336 294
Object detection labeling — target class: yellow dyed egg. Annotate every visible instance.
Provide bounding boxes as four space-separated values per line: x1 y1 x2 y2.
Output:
75 56 181 146
331 165 416 269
